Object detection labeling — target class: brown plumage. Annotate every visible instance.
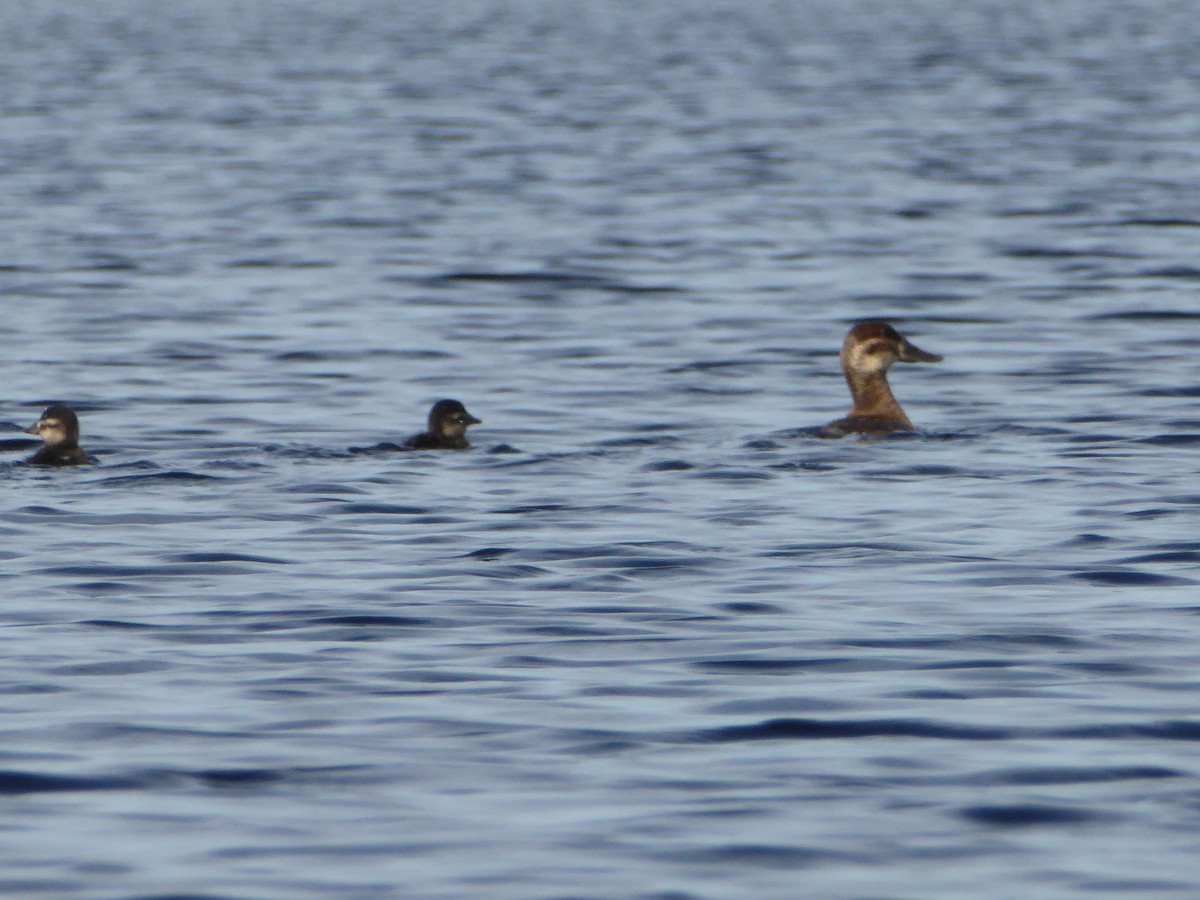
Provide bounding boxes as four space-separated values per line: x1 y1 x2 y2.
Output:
818 322 942 438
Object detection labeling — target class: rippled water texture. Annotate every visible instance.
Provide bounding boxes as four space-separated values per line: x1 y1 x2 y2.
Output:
4 1 1200 897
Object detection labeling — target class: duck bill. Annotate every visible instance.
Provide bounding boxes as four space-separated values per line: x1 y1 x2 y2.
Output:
23 423 41 436
465 415 482 426
898 340 943 363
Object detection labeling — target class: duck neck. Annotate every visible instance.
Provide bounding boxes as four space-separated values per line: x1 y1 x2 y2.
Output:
845 370 912 427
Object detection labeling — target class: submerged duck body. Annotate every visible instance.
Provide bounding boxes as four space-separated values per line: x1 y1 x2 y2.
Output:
404 399 481 450
24 405 91 465
818 322 942 439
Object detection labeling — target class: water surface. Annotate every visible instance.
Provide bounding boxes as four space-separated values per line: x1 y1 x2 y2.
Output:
3 1 1200 897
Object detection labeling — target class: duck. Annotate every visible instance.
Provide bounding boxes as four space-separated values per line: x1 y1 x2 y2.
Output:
403 399 481 450
24 405 92 465
818 322 942 438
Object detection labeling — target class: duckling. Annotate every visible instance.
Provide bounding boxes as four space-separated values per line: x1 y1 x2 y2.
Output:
404 399 481 450
818 322 942 438
24 405 91 465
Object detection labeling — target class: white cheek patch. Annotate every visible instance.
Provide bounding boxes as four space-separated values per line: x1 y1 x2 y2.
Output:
849 346 878 371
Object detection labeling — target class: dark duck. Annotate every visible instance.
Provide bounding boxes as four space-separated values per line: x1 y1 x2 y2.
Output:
24 405 91 465
404 399 481 450
818 322 942 438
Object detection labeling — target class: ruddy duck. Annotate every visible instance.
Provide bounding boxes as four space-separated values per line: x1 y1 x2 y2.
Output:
404 399 481 450
818 322 942 438
24 405 91 465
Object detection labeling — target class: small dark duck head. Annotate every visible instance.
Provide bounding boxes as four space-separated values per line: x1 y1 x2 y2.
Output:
24 404 81 448
429 399 481 441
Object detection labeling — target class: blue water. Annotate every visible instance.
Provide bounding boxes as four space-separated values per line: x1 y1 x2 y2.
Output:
4 1 1200 896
